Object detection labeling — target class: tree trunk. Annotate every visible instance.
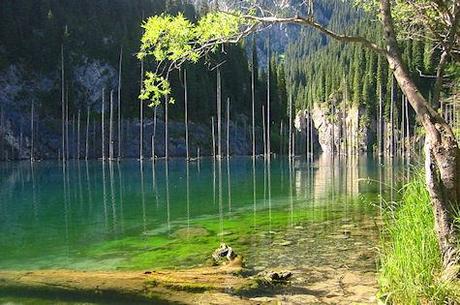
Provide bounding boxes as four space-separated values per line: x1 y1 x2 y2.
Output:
212 116 216 159
262 105 266 158
266 36 271 161
152 106 157 161
77 110 81 160
85 106 90 160
140 60 144 161
216 69 222 159
184 69 189 161
380 0 460 272
227 97 230 159
109 90 114 161
251 48 256 158
101 88 106 161
118 47 123 160
288 95 292 159
61 45 65 163
30 101 34 162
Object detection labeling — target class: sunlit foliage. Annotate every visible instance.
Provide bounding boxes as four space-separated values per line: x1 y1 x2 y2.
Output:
138 12 244 105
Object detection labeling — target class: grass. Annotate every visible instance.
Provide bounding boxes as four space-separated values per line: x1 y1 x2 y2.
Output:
378 173 460 304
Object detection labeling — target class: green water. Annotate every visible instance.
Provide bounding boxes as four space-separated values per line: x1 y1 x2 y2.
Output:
0 155 402 304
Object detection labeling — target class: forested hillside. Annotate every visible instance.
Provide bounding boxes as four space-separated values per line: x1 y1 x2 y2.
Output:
284 5 459 155
0 0 287 159
0 0 457 160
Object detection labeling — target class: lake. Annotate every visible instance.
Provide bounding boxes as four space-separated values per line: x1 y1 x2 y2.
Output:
0 155 406 304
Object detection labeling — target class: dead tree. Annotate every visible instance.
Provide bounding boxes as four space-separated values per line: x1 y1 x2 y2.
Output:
101 88 106 161
184 69 190 161
117 47 123 159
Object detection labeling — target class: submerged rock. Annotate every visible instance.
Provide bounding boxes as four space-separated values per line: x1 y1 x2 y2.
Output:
275 240 293 247
343 230 352 239
212 243 244 268
258 270 293 284
172 227 209 239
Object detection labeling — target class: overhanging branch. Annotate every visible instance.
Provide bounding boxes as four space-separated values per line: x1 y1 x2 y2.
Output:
237 14 388 56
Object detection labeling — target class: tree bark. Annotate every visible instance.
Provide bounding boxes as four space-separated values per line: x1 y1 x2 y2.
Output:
380 0 460 272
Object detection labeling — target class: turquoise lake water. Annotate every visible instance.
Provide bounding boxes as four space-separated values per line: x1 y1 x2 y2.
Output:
0 155 406 304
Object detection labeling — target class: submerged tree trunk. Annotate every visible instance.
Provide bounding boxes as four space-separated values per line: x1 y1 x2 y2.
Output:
118 47 123 160
227 98 230 159
380 0 460 272
109 90 114 161
77 110 81 160
165 96 169 160
85 106 90 160
140 60 144 161
216 69 222 159
212 116 216 159
61 45 65 162
288 95 292 159
251 47 256 158
262 105 266 158
266 36 271 161
184 69 190 161
152 106 157 160
30 101 34 162
101 88 106 161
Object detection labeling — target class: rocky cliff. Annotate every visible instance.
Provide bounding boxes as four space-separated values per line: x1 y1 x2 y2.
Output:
294 93 374 155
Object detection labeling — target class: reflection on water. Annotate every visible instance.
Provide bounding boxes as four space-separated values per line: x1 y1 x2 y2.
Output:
0 156 405 271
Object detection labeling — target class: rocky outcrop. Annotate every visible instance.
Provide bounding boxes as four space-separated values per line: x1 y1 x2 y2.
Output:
295 94 374 155
0 62 258 160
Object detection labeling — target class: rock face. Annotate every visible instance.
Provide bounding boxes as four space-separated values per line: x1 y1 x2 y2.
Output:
0 62 258 160
296 93 373 155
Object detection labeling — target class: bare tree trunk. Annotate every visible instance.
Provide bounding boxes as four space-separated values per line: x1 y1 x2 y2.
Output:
227 97 230 159
109 90 114 161
332 98 335 156
381 0 460 272
152 106 157 160
216 69 222 159
280 120 284 156
306 110 310 159
0 107 3 161
66 86 69 161
92 120 96 159
184 69 189 161
118 47 123 160
85 106 90 160
140 60 144 161
293 127 296 157
72 115 75 159
212 116 216 159
251 46 256 158
310 99 314 159
77 110 81 160
165 96 169 160
288 95 292 159
19 118 23 160
30 101 34 162
378 82 383 157
266 36 271 161
262 105 266 158
61 45 65 163
101 88 106 161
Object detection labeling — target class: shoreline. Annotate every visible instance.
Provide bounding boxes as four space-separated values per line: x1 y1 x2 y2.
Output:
0 263 378 304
